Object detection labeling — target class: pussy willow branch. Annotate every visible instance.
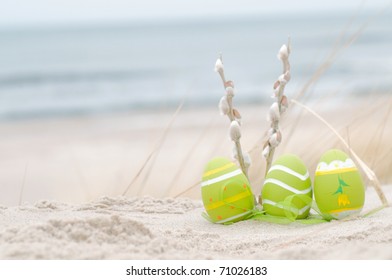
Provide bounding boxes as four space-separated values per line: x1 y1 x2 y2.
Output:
215 56 248 178
264 38 291 176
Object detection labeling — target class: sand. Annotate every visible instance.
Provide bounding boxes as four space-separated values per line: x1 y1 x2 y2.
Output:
0 94 391 259
0 185 391 260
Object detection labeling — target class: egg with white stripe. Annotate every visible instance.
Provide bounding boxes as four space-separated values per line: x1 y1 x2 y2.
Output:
201 157 255 224
262 154 312 219
314 149 365 219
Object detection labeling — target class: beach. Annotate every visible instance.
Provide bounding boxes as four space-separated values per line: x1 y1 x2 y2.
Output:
0 93 391 259
0 184 391 259
1 6 392 260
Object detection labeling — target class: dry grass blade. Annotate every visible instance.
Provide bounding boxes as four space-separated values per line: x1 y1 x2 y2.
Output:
282 9 385 158
18 162 29 206
167 116 215 196
122 100 184 196
173 180 201 198
370 100 392 169
137 146 161 196
291 99 388 206
294 19 371 102
173 122 229 198
68 143 91 200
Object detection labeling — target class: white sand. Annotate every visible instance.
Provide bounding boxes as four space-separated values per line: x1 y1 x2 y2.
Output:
1 186 391 260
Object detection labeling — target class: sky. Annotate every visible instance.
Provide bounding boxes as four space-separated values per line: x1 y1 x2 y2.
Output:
0 0 391 28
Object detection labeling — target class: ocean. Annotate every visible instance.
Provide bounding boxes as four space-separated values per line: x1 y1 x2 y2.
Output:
0 11 391 120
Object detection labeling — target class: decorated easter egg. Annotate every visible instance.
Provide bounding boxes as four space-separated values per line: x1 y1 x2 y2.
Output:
314 149 365 219
262 154 312 219
201 157 255 224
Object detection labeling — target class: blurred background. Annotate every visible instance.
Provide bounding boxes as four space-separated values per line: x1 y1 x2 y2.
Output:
1 0 391 119
0 0 391 206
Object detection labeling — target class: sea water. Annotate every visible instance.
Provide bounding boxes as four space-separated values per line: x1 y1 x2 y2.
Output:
0 12 391 120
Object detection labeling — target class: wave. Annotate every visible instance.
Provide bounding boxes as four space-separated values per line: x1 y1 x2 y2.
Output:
0 69 163 88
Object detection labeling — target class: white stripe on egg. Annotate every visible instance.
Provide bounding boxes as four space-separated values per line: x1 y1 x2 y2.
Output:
263 199 311 215
267 164 309 181
201 169 242 187
263 178 312 194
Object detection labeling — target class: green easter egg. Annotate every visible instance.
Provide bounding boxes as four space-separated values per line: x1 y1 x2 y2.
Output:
262 154 312 219
201 157 255 224
314 149 365 219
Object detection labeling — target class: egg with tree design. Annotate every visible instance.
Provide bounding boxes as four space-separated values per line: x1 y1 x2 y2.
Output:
314 149 365 219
